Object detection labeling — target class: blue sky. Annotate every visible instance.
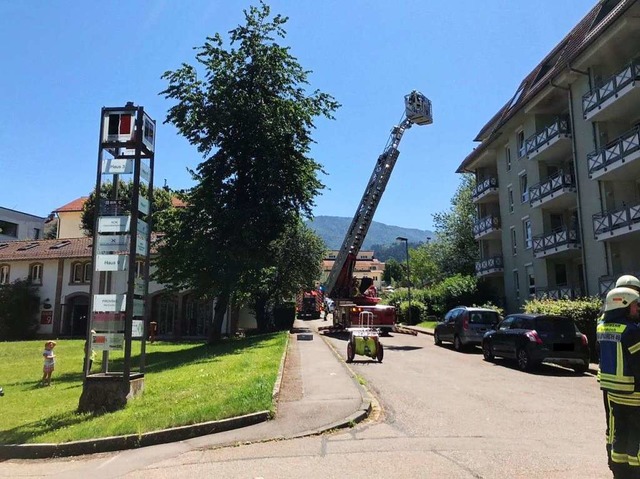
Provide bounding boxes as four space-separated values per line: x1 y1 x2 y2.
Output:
0 1 595 230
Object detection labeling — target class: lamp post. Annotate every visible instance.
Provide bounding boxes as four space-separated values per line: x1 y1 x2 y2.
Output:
396 236 411 325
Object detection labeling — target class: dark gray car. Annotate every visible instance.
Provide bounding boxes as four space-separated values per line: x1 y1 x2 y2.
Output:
434 307 500 352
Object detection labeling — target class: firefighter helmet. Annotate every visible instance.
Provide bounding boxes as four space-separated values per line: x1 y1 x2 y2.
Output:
615 275 640 291
605 287 640 312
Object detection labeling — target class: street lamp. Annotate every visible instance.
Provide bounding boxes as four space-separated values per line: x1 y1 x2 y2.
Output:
396 236 411 325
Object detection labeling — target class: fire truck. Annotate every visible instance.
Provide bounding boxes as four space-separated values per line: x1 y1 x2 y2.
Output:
295 289 323 319
323 91 432 333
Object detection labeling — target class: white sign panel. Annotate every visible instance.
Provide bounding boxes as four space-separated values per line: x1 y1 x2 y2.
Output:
133 299 145 317
97 234 129 254
136 235 148 256
98 216 130 233
93 333 124 351
93 294 126 312
137 219 149 236
138 196 149 215
102 111 135 143
140 161 151 183
92 312 125 332
96 254 128 272
142 113 155 152
132 320 145 338
134 279 145 296
102 158 133 175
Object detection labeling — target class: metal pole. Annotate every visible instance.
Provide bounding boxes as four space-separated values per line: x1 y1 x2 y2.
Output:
396 236 411 325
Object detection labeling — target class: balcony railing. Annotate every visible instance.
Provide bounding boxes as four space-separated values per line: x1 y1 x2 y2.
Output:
472 177 498 201
592 202 640 239
598 272 640 296
475 255 504 276
473 215 501 237
524 117 571 158
529 170 575 205
583 60 640 119
535 286 582 300
587 125 640 178
533 227 580 256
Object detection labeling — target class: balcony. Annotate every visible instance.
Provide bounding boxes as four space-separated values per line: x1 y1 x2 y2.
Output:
475 255 504 278
472 177 499 204
524 118 572 162
592 202 640 241
529 170 576 210
534 285 582 300
582 60 640 122
587 125 640 180
473 215 501 240
598 272 640 296
533 227 580 259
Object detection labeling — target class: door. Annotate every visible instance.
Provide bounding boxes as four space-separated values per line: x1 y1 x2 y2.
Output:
440 309 459 342
492 316 514 355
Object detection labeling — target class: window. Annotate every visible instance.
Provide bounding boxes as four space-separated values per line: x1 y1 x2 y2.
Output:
72 263 84 283
84 263 92 283
0 221 18 238
30 263 43 284
0 264 9 284
506 146 512 171
508 187 514 213
555 264 568 286
517 130 525 158
513 270 520 301
511 227 517 256
523 219 532 249
520 174 528 203
526 264 535 297
33 228 41 240
499 317 514 331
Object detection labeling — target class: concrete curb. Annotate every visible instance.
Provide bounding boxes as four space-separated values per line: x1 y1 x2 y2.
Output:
0 333 294 461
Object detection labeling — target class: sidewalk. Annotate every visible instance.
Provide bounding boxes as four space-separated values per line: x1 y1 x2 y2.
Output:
0 318 371 460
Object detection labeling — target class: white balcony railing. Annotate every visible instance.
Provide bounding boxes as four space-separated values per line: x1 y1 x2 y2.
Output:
582 60 640 119
587 125 640 178
592 203 640 238
524 117 571 158
475 255 504 276
535 286 582 300
533 227 580 256
473 215 501 237
529 170 575 205
472 177 498 200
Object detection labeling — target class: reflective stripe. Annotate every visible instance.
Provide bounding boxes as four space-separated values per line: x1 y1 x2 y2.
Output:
629 341 640 354
599 372 634 384
617 342 624 377
608 392 640 406
629 455 640 467
612 451 628 464
600 380 635 392
598 323 626 333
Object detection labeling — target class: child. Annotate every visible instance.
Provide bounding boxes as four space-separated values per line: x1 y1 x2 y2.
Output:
41 341 56 386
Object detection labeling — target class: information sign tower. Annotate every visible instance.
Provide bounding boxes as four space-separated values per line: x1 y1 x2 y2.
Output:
79 103 155 413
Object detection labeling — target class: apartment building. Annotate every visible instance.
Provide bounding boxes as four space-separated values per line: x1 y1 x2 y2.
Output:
457 0 640 313
321 250 386 290
0 206 46 242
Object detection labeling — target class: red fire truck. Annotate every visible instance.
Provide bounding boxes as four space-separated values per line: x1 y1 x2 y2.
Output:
323 91 432 333
295 289 323 319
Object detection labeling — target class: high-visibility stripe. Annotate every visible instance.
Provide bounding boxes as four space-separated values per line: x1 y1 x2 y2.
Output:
601 381 635 392
611 451 628 464
617 342 624 377
629 341 640 354
599 372 634 383
608 393 640 406
629 455 640 467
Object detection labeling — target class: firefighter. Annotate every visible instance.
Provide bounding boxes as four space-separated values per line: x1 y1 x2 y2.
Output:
615 274 640 293
598 286 640 478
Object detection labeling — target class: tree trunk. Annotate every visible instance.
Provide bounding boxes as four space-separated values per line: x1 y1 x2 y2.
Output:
208 291 229 344
254 294 269 333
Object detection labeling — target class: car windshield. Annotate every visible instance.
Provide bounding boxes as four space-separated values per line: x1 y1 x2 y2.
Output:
469 312 498 325
534 316 575 334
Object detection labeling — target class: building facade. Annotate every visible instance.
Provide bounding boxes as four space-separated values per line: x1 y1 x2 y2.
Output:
0 207 46 242
458 0 640 313
321 250 386 290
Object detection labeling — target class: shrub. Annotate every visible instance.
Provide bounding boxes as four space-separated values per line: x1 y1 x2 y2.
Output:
0 279 41 340
523 296 602 361
398 300 425 325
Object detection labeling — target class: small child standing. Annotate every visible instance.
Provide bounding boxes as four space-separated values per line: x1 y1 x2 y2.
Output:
41 341 56 386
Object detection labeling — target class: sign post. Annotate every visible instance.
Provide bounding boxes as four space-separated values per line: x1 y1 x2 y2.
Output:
79 102 155 413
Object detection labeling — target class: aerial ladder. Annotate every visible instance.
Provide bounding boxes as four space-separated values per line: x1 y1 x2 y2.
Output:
323 91 432 332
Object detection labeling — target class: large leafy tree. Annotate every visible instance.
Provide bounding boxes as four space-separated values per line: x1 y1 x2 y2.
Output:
240 221 325 333
156 3 339 342
429 174 478 279
0 279 40 340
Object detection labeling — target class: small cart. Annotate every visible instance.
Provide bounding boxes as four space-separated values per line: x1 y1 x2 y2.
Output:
346 311 384 363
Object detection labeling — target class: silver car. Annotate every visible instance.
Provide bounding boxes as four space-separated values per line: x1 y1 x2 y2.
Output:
434 307 500 352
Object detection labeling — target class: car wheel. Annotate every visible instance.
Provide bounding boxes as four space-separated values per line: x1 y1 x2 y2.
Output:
516 348 531 371
482 341 494 361
453 335 463 352
376 342 384 363
347 341 355 363
573 363 589 375
434 330 442 346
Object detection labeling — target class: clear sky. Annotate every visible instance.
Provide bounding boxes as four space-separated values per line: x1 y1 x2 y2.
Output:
0 1 595 230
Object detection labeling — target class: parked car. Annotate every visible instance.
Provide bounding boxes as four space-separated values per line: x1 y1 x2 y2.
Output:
434 306 500 352
481 313 590 373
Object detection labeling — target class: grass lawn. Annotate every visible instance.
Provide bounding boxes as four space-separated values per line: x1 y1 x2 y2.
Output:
0 332 288 445
415 320 437 330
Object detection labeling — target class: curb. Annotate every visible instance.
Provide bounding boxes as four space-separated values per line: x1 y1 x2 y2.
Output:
0 334 294 461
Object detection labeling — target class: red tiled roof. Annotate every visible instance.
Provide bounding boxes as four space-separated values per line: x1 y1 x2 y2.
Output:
54 197 88 213
171 197 186 208
0 237 92 261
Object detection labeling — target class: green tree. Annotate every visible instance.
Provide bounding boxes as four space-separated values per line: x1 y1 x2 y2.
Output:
429 174 478 279
0 279 40 340
240 221 325 332
383 257 403 284
156 3 339 342
409 242 440 287
81 181 175 236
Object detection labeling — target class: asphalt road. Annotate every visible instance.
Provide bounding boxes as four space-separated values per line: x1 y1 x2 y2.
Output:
0 323 610 478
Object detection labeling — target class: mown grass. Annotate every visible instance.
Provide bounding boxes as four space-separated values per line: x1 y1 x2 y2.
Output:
416 320 437 330
0 332 288 444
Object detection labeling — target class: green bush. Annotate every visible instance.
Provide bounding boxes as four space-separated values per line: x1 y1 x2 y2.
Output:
398 300 425 325
0 279 40 340
523 296 602 361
